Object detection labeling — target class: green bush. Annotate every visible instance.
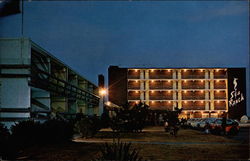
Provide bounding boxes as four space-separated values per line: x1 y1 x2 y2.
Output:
94 141 146 161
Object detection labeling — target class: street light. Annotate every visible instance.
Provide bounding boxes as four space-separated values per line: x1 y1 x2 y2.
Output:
99 88 107 96
99 88 107 116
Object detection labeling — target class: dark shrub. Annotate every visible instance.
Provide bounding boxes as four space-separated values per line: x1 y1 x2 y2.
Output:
43 119 74 143
111 102 149 132
0 123 12 159
95 141 146 161
10 120 42 148
75 115 102 138
163 107 183 136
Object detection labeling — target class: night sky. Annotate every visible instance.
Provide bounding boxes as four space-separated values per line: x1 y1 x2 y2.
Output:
0 1 249 85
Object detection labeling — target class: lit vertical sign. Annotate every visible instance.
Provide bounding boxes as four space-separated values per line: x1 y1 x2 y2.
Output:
228 78 244 106
227 68 246 119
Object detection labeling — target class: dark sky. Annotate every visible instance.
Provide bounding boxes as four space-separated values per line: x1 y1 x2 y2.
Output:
0 1 249 85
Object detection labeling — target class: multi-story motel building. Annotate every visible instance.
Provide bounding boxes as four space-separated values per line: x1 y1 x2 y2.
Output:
0 38 100 127
109 66 246 119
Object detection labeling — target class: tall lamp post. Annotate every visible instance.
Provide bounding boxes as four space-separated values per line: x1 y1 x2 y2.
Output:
99 88 107 116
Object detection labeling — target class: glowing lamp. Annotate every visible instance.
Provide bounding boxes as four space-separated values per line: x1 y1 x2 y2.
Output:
99 88 107 96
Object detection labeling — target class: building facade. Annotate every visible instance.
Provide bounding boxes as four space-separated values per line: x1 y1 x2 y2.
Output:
0 38 100 127
108 66 246 119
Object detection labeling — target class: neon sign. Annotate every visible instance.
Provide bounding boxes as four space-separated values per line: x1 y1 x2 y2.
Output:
229 78 244 107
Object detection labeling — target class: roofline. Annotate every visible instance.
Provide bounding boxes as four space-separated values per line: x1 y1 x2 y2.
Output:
109 65 246 70
28 38 98 87
1 37 97 87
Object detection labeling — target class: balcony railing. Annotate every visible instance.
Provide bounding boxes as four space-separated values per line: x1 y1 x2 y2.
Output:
149 75 172 79
149 86 172 89
182 75 205 79
214 75 227 79
150 96 173 100
127 75 140 79
182 86 205 89
214 106 226 110
214 85 226 89
162 96 173 99
127 96 140 100
182 96 205 100
182 106 205 110
214 96 226 99
128 86 140 89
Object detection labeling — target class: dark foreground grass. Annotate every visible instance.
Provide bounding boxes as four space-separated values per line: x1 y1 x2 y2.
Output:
17 142 249 161
16 128 249 161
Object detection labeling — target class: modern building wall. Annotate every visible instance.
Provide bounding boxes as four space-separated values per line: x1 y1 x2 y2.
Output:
0 38 100 127
108 66 127 106
108 66 247 119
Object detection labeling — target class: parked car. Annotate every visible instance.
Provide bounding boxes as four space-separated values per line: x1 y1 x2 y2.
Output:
187 118 201 128
210 118 240 135
197 118 217 129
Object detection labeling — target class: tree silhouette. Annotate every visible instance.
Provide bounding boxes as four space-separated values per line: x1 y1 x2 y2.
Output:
111 101 149 132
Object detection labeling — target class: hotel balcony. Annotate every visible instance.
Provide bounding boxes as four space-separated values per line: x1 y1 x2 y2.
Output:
183 101 205 110
149 101 173 110
149 80 172 89
214 81 226 89
182 91 205 100
128 91 140 100
149 70 172 79
182 106 205 110
214 69 227 79
128 81 140 89
182 70 205 79
214 101 226 110
182 80 205 89
214 106 226 110
214 91 226 99
127 70 140 79
149 91 173 100
182 81 205 89
149 96 173 100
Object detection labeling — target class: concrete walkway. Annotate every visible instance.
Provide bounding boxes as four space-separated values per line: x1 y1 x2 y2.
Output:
73 138 246 145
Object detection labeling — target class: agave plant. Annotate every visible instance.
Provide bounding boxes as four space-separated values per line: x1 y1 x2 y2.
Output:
94 141 146 161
